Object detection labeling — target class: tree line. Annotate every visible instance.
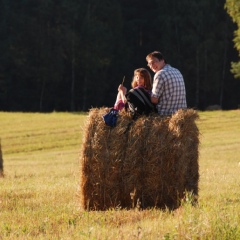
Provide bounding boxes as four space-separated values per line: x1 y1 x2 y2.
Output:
225 0 240 78
0 0 239 112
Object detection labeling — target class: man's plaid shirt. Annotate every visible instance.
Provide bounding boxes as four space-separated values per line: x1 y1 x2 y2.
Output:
151 64 187 116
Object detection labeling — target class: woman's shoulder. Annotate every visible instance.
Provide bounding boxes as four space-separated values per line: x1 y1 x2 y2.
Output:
134 86 146 91
133 86 151 95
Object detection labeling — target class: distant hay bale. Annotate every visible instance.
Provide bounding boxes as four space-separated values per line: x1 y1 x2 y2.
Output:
0 139 4 177
79 108 199 210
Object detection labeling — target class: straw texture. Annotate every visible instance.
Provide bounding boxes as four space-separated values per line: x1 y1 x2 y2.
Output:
80 108 199 210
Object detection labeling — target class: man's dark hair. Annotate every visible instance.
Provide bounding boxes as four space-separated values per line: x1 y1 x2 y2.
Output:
146 51 167 63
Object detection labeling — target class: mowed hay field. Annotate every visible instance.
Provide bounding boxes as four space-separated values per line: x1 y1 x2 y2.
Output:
0 110 240 239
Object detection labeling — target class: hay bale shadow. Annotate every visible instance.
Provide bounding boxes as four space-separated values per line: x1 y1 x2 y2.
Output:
79 108 199 211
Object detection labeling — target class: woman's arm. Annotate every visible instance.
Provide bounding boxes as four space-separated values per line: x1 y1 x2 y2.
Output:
118 85 127 103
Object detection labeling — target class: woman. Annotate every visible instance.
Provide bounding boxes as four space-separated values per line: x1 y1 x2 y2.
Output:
114 68 152 111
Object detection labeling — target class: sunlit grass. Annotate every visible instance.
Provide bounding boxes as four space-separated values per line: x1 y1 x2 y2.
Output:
0 112 87 155
0 110 240 239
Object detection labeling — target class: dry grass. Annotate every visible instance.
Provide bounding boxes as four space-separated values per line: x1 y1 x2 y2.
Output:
0 110 240 239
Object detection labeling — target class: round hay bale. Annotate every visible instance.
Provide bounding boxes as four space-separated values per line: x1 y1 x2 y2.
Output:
0 139 4 177
79 108 199 210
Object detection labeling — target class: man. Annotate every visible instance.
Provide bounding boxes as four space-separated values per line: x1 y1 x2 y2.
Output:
146 51 187 116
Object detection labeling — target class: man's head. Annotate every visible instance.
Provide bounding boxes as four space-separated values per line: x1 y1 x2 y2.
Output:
146 51 166 73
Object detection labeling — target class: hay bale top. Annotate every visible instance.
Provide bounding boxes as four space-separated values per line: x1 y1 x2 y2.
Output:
87 107 199 135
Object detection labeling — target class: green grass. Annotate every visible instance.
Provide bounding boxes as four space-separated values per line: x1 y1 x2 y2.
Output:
0 110 240 239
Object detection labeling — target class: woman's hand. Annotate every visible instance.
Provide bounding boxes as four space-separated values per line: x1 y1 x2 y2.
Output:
118 85 127 95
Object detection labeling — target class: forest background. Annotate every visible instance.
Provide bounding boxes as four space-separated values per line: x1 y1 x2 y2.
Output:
0 0 240 112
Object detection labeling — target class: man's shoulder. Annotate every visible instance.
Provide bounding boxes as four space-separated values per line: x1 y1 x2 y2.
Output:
155 64 176 77
164 64 180 72
163 64 183 77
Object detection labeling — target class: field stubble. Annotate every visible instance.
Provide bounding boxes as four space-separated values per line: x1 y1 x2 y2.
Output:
0 110 240 239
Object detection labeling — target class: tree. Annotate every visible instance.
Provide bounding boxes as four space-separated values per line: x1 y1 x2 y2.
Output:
0 0 239 111
225 0 240 78
77 0 127 111
152 0 236 109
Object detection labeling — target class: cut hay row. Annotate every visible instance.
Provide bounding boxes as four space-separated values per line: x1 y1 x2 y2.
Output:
80 108 199 211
